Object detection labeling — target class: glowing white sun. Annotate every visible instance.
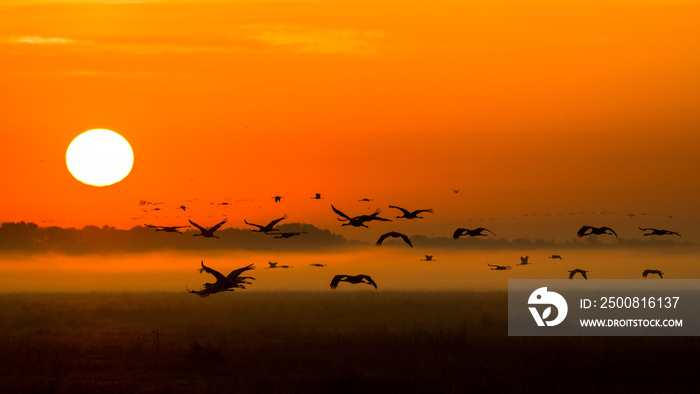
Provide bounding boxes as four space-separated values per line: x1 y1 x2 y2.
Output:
66 129 134 187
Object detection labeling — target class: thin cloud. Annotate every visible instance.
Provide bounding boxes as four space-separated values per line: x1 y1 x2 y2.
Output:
249 25 389 55
7 36 76 45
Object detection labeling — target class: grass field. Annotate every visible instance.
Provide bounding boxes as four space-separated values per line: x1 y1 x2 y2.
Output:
1 291 698 393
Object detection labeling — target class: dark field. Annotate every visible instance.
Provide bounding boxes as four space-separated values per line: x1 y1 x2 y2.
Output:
1 291 698 393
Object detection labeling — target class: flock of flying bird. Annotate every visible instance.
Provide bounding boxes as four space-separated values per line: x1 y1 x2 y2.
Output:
145 198 681 297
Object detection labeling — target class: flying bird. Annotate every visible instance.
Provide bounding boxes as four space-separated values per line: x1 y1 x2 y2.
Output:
268 231 307 239
189 218 227 238
309 263 327 267
273 196 284 203
576 226 617 238
311 193 323 200
266 261 292 269
244 214 287 233
548 255 563 260
420 255 435 261
388 205 434 219
487 263 511 270
642 269 664 278
330 274 377 289
639 227 681 237
188 262 255 297
145 224 189 233
452 189 460 193
331 205 392 228
453 227 496 239
376 231 413 247
518 256 530 265
568 269 588 279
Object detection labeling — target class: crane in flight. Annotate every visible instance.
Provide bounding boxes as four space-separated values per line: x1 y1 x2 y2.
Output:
642 269 664 278
487 263 511 270
388 205 433 219
376 231 413 247
145 224 189 233
568 269 588 279
576 226 617 238
330 274 377 289
244 214 287 233
639 227 681 237
453 227 496 239
331 205 392 228
420 255 435 262
188 262 255 297
189 219 227 238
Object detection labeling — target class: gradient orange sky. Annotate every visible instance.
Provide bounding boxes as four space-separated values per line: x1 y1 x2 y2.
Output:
2 0 699 242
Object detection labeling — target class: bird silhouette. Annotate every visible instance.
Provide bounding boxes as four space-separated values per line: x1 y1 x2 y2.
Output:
311 193 323 199
388 205 434 219
376 231 413 247
145 224 189 233
331 205 392 228
642 269 664 278
452 189 460 193
453 227 496 239
268 231 307 238
188 262 255 297
420 255 435 261
309 263 327 267
568 269 588 279
487 263 511 270
518 256 530 265
189 219 227 238
244 214 287 233
639 227 681 237
266 261 292 269
548 255 563 260
273 196 284 203
330 274 377 289
577 226 617 238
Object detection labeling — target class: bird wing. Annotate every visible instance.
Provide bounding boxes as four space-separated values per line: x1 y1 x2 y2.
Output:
330 275 347 289
603 227 618 238
639 227 651 232
415 209 434 215
399 233 413 247
453 228 466 239
331 205 351 220
475 227 496 236
568 271 575 279
359 275 378 289
577 226 593 237
389 205 410 215
376 233 390 246
266 214 288 228
244 219 264 229
659 272 663 278
581 271 588 279
209 218 228 232
199 261 227 282
189 220 210 234
226 263 255 281
642 270 651 277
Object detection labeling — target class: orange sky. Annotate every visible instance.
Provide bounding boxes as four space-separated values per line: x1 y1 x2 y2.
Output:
1 0 699 242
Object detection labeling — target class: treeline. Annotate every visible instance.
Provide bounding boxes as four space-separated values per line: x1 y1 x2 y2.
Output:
0 222 360 254
0 222 692 254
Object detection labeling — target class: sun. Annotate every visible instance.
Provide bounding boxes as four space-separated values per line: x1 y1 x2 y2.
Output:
66 129 134 187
